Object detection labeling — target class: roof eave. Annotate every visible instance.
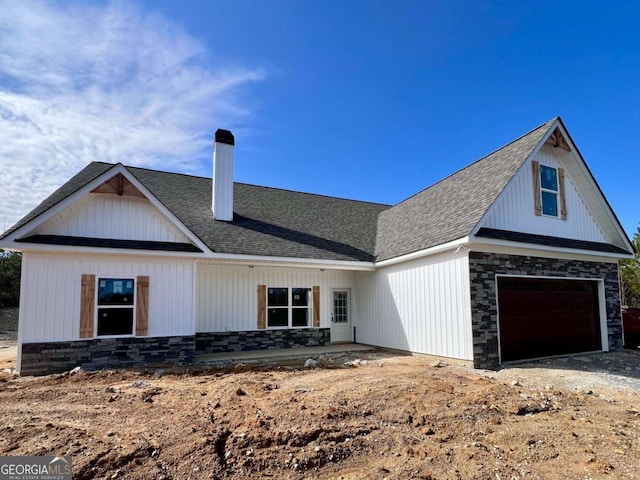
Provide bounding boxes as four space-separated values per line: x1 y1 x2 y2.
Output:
469 236 634 261
197 253 376 271
7 240 377 270
374 237 471 267
0 164 211 255
553 117 635 254
470 118 560 238
1 163 126 244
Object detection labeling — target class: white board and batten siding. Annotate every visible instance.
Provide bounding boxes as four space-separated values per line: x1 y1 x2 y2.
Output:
33 193 191 243
354 249 473 361
20 252 195 342
481 145 606 242
197 264 355 332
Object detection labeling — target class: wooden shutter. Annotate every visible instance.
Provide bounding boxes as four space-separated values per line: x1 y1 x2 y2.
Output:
312 286 320 328
558 168 568 220
257 285 266 329
136 276 149 336
532 160 542 216
80 274 95 338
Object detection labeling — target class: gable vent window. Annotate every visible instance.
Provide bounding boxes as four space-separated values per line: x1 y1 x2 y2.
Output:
97 278 135 336
267 287 312 328
540 165 559 217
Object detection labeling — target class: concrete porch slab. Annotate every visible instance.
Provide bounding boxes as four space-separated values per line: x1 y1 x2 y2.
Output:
196 343 375 365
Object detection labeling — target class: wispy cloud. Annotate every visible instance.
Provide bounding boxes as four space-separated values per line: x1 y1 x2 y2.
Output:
0 0 264 233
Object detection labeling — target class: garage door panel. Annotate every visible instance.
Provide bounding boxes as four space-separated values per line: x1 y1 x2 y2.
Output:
498 277 601 362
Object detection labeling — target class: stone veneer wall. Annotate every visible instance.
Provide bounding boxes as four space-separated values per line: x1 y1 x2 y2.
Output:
21 336 195 376
469 252 622 369
196 328 331 355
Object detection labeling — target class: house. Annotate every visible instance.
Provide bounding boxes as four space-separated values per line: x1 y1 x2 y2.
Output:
0 117 634 375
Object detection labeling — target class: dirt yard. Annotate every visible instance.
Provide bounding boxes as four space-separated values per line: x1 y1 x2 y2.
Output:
0 306 17 371
1 308 640 479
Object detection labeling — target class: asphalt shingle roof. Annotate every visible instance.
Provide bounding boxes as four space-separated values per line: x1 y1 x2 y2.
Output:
374 119 556 261
1 162 113 240
126 167 389 261
1 163 389 261
5 118 595 263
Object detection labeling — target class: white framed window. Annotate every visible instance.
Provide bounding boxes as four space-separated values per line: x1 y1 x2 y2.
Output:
96 277 136 336
540 165 559 217
267 287 312 328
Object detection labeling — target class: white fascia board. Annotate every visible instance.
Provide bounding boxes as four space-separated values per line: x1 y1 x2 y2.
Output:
11 242 375 270
470 119 560 237
553 121 634 253
198 253 376 271
1 164 127 243
9 243 208 258
469 237 633 262
0 164 211 254
471 119 633 254
374 237 470 268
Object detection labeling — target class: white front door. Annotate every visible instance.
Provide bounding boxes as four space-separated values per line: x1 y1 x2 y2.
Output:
331 289 351 343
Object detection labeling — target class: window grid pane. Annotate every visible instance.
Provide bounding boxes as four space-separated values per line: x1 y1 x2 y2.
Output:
292 288 310 306
292 308 310 327
267 308 288 327
97 308 134 336
98 278 134 306
540 165 558 191
542 191 558 217
268 288 288 307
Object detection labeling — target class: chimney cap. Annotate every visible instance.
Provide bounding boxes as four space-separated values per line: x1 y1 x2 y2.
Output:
215 129 235 146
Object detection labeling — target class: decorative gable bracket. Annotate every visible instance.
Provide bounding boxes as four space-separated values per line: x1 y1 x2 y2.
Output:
544 128 571 152
91 173 146 198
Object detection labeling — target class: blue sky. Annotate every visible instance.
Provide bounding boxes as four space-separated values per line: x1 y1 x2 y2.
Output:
0 1 638 237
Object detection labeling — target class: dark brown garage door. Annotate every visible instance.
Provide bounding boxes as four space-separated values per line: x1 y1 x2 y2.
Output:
497 277 601 362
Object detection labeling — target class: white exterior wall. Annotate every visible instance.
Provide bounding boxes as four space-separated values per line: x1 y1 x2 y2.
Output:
20 252 195 342
212 142 234 221
481 145 606 242
353 249 473 361
197 263 354 332
33 193 191 243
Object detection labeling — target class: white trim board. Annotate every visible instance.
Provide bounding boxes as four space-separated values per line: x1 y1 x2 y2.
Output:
468 237 631 262
471 120 560 237
374 237 470 267
472 119 633 254
0 164 210 254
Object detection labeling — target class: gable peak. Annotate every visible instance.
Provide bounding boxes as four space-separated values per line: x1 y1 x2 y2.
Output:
544 127 571 152
90 172 146 199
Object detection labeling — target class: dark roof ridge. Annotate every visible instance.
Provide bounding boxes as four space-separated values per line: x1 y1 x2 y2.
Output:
388 117 557 208
125 163 211 181
123 164 392 208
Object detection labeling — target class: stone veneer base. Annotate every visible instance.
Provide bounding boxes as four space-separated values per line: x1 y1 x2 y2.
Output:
20 335 195 376
196 328 331 355
469 252 622 369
